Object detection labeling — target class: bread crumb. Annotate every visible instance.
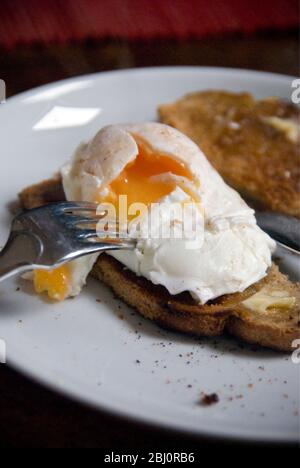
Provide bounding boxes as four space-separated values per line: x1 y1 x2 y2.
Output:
200 392 219 406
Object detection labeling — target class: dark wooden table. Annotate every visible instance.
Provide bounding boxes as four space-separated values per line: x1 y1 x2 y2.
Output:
0 32 298 448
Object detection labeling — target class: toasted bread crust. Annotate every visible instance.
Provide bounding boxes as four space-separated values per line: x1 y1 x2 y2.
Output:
226 316 299 352
19 174 65 210
19 176 300 351
92 255 300 351
159 91 300 218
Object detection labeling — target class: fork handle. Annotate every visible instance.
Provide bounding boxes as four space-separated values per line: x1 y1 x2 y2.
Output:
0 231 42 282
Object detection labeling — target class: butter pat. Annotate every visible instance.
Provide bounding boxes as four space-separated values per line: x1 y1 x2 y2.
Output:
243 288 296 314
264 117 299 143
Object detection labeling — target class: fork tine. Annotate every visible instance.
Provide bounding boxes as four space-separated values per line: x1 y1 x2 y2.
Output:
81 236 135 247
57 201 99 212
71 216 107 225
69 217 120 228
76 229 100 239
78 230 130 240
77 240 136 254
75 223 133 240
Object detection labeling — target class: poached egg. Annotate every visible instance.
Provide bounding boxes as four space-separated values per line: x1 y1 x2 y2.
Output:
33 123 275 303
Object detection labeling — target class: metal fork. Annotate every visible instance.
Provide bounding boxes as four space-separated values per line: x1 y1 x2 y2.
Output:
0 202 136 282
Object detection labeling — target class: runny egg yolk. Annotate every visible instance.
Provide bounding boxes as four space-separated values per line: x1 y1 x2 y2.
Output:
98 135 194 208
34 136 194 301
34 265 70 302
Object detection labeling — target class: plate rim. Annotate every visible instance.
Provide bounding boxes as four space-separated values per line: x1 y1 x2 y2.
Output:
3 65 297 108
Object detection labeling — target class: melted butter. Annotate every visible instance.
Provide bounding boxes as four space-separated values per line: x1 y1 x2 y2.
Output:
264 117 299 143
242 287 296 313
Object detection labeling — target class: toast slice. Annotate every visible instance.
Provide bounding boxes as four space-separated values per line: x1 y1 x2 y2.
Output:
19 177 300 351
159 91 300 218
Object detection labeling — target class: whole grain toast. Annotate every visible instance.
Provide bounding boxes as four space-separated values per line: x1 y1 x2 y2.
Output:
19 176 300 351
159 91 300 218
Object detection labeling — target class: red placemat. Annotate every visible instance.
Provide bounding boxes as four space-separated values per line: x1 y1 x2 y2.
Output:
0 0 299 49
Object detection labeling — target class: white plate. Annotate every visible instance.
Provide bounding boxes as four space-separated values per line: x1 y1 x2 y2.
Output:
0 67 299 443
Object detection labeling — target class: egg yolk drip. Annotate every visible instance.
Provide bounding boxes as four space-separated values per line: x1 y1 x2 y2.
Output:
34 136 194 301
34 265 70 302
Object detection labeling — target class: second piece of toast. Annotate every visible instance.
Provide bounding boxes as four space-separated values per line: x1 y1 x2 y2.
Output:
159 91 300 217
